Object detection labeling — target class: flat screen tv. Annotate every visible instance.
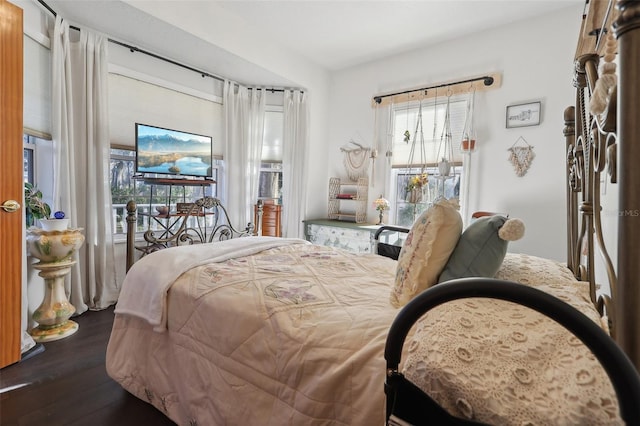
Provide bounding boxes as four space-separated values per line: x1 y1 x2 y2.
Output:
135 123 213 178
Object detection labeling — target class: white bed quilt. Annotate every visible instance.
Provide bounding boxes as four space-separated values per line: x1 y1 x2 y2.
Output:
107 246 619 425
107 241 400 425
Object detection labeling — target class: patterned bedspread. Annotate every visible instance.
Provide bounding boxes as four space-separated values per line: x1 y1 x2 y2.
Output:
107 243 400 425
106 248 620 425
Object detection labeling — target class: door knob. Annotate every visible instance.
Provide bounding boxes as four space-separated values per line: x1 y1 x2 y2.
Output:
1 200 21 213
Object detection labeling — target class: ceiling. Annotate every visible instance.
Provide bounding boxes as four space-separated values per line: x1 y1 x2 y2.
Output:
43 0 583 87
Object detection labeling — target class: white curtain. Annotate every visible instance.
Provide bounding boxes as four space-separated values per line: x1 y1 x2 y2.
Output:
282 90 309 238
222 80 265 229
51 16 117 313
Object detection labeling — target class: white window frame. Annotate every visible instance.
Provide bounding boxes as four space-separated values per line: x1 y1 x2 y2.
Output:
23 132 54 204
259 106 284 204
109 147 222 237
23 135 36 185
386 95 469 226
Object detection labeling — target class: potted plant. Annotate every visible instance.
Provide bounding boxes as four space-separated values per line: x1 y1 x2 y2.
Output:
405 173 428 204
24 182 51 227
24 183 68 230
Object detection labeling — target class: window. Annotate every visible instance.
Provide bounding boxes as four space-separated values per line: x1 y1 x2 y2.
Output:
259 108 284 203
24 133 54 227
109 147 221 234
23 132 54 199
23 135 35 184
392 166 463 227
258 162 283 202
388 97 468 226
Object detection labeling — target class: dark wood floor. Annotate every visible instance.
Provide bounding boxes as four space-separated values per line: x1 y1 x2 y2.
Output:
0 306 176 425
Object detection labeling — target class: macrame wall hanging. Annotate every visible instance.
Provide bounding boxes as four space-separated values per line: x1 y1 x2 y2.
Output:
437 92 455 178
402 95 429 205
508 136 535 177
370 102 380 186
461 86 477 152
341 139 371 181
434 91 457 200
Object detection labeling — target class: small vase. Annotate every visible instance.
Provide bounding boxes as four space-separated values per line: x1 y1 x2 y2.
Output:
406 188 423 204
377 210 384 225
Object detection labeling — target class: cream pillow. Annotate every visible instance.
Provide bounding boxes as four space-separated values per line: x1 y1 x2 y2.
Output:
390 199 462 307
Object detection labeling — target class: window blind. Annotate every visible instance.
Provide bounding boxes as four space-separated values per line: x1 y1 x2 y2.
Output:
391 97 467 167
24 36 52 136
261 110 284 162
108 73 223 157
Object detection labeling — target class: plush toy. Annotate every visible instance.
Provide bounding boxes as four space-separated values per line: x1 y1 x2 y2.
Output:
438 215 525 283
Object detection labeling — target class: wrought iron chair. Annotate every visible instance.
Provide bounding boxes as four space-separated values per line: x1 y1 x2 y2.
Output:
374 211 506 261
373 225 410 260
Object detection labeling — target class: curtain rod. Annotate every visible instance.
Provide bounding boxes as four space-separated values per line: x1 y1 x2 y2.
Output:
36 0 300 93
372 73 502 107
37 0 224 82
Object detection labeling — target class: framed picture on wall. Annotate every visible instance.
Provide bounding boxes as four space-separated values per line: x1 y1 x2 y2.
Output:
506 101 541 128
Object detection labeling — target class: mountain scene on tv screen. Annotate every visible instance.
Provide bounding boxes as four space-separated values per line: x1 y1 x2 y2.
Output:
137 133 212 177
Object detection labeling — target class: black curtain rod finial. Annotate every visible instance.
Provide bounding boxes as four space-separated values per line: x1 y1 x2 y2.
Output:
374 97 382 104
484 76 494 86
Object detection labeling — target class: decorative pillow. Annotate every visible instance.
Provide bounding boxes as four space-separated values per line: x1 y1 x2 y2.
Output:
390 199 462 307
438 215 525 283
496 253 578 285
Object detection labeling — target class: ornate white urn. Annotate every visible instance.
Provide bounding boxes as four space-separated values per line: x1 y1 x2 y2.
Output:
26 225 85 342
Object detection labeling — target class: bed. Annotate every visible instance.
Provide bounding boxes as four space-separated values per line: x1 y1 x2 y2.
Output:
107 1 640 424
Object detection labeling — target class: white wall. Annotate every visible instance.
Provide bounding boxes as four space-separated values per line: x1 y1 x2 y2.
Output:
124 0 332 225
328 5 583 261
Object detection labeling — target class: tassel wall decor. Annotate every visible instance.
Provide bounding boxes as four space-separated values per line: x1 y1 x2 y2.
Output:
508 136 535 177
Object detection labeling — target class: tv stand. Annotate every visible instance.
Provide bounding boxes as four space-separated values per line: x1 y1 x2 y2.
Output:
135 176 217 186
132 176 216 240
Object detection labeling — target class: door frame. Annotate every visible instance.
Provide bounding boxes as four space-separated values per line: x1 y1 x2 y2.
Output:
0 0 24 368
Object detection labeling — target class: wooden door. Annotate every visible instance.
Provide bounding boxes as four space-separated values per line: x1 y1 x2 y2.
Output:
0 0 24 369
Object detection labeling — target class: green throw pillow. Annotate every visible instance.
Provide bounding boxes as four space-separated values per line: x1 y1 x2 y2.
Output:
438 215 524 283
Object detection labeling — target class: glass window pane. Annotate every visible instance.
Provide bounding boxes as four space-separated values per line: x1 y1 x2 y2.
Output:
258 162 282 203
392 166 462 227
24 147 34 184
110 148 221 234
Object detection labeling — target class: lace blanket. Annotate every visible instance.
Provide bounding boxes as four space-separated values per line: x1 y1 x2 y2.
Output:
403 253 621 425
